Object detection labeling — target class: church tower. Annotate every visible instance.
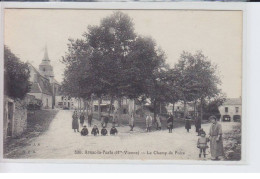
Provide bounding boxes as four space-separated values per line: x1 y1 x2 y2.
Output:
39 46 54 81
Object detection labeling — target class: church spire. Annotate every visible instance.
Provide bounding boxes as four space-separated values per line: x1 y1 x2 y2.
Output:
43 45 50 62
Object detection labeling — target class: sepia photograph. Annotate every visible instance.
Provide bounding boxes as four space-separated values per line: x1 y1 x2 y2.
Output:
2 7 243 161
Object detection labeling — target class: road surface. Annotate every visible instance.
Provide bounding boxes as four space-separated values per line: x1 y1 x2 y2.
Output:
12 110 236 160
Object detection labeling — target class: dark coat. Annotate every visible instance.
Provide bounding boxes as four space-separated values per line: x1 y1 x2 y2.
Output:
167 116 174 124
81 128 88 136
101 128 108 136
88 114 93 123
110 127 118 135
185 120 191 130
72 114 79 129
91 128 99 136
80 114 85 124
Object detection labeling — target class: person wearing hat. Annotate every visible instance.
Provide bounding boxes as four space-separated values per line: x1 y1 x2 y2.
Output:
81 125 89 136
208 115 224 160
197 130 209 158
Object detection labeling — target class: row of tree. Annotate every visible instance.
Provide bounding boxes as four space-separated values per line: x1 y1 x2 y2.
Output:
61 11 225 125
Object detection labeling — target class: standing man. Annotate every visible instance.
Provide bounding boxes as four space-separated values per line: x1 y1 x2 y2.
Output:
208 115 224 160
88 113 93 127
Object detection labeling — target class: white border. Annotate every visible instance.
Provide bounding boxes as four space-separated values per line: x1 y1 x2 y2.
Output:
0 2 248 166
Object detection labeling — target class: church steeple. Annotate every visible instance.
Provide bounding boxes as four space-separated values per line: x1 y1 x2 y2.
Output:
43 45 50 62
39 45 54 79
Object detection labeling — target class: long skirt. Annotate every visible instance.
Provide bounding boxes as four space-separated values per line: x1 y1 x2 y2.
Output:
72 119 79 129
210 136 224 158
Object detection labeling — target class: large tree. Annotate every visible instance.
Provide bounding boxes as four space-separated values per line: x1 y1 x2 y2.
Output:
4 46 31 100
174 51 222 123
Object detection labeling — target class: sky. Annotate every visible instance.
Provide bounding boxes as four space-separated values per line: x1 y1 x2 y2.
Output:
4 9 243 98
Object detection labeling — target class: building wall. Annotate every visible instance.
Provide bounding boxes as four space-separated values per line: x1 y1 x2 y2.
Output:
13 100 27 138
42 94 52 108
3 96 27 141
219 104 242 121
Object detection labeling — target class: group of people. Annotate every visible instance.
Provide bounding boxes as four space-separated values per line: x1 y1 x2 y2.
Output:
196 115 224 160
145 113 224 160
72 110 118 136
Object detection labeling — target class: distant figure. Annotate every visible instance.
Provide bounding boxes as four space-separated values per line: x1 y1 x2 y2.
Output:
81 125 89 136
80 112 85 127
129 113 135 131
101 127 108 136
91 125 99 136
195 118 201 136
88 113 93 127
185 116 191 132
208 115 224 160
167 115 174 133
156 114 162 130
103 116 109 128
110 123 118 135
72 111 79 132
146 114 153 132
197 131 209 158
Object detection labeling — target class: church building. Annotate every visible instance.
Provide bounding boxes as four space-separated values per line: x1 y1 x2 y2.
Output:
28 46 61 109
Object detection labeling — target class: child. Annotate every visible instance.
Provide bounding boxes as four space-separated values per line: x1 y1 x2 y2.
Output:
81 125 88 136
197 131 209 158
101 126 108 136
167 122 173 133
110 123 118 135
91 125 99 136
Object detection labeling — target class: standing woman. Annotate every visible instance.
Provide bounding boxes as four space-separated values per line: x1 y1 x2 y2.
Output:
72 110 79 132
156 114 162 130
185 116 191 132
208 115 224 160
146 113 153 132
167 115 174 133
80 112 85 127
129 113 135 131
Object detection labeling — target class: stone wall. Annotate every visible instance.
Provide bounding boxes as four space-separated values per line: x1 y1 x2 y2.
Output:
3 96 27 141
13 100 27 138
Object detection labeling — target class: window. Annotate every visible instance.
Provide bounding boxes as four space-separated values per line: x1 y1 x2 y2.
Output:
43 68 45 72
61 96 64 100
64 102 66 105
225 107 228 113
235 107 239 113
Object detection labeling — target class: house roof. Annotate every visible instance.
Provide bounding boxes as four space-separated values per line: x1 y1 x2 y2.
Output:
28 63 53 96
223 98 242 105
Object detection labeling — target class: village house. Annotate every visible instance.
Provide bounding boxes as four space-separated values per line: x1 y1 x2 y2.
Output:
218 98 242 122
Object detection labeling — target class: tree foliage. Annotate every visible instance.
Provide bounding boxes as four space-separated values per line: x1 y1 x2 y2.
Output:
4 46 31 100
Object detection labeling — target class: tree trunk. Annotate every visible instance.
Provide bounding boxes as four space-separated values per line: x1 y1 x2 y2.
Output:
118 97 122 126
159 102 162 114
172 102 175 117
98 97 102 121
194 100 197 119
153 99 157 123
200 97 203 126
108 96 113 117
90 94 94 115
86 100 89 117
183 99 187 118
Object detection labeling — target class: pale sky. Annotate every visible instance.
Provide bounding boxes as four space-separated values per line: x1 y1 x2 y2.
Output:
4 9 242 98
